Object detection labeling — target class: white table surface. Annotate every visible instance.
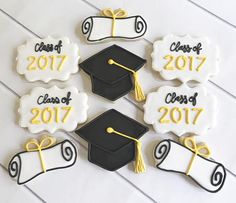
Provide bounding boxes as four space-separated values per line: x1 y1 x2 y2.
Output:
0 0 236 202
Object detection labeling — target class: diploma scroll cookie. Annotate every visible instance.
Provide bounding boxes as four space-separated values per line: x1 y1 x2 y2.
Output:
19 86 89 133
144 84 217 136
8 135 77 185
154 137 226 193
81 8 147 43
151 35 219 83
16 36 80 82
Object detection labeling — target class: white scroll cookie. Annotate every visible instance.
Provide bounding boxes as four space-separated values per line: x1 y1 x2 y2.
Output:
16 36 79 82
19 86 89 133
154 139 226 193
81 8 147 43
144 84 217 136
8 136 77 185
151 35 219 83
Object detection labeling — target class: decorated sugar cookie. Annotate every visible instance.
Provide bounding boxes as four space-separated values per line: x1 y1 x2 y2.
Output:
19 86 89 133
144 84 217 136
16 36 79 82
81 8 147 43
76 109 148 173
8 135 77 185
154 137 226 193
79 44 146 102
151 35 219 83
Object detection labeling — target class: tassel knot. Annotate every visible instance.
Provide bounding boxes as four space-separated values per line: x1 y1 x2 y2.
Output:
108 59 145 102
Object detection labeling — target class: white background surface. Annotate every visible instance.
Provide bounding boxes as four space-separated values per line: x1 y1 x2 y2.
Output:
0 0 236 202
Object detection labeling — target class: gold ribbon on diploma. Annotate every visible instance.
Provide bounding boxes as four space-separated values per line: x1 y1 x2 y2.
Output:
102 8 128 36
183 136 211 175
25 135 56 173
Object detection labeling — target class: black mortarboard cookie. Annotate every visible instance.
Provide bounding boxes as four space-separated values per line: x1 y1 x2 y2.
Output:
75 109 149 173
79 45 147 102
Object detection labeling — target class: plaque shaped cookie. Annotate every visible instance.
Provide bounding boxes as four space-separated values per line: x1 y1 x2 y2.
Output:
82 8 147 43
19 86 89 133
154 138 226 193
151 35 219 83
144 84 217 136
8 135 77 185
16 36 79 82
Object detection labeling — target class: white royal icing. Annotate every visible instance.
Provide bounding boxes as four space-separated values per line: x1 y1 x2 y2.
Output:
82 15 147 42
16 36 79 82
143 84 217 136
154 139 226 193
151 35 219 83
19 86 89 133
8 139 77 185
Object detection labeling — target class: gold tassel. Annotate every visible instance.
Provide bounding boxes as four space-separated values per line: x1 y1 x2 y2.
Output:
134 140 146 173
108 59 145 102
106 127 145 173
133 72 146 102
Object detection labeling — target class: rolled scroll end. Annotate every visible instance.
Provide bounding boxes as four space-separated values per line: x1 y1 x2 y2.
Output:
134 16 147 37
210 164 226 193
154 140 171 167
8 154 22 185
61 140 77 166
81 17 93 40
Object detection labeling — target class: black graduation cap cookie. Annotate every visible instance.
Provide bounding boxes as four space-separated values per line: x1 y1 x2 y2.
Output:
79 44 147 102
75 109 149 173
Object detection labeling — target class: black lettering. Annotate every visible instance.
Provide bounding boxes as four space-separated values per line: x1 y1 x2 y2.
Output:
61 92 72 105
164 92 198 106
34 40 63 54
36 91 72 105
169 41 202 55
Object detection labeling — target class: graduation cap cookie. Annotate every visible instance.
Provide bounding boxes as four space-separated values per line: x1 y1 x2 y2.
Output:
79 44 146 101
75 109 149 173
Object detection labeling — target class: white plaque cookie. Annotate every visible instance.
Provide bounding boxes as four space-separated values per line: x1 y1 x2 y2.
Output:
16 36 79 82
144 84 217 136
19 86 89 133
151 35 219 83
